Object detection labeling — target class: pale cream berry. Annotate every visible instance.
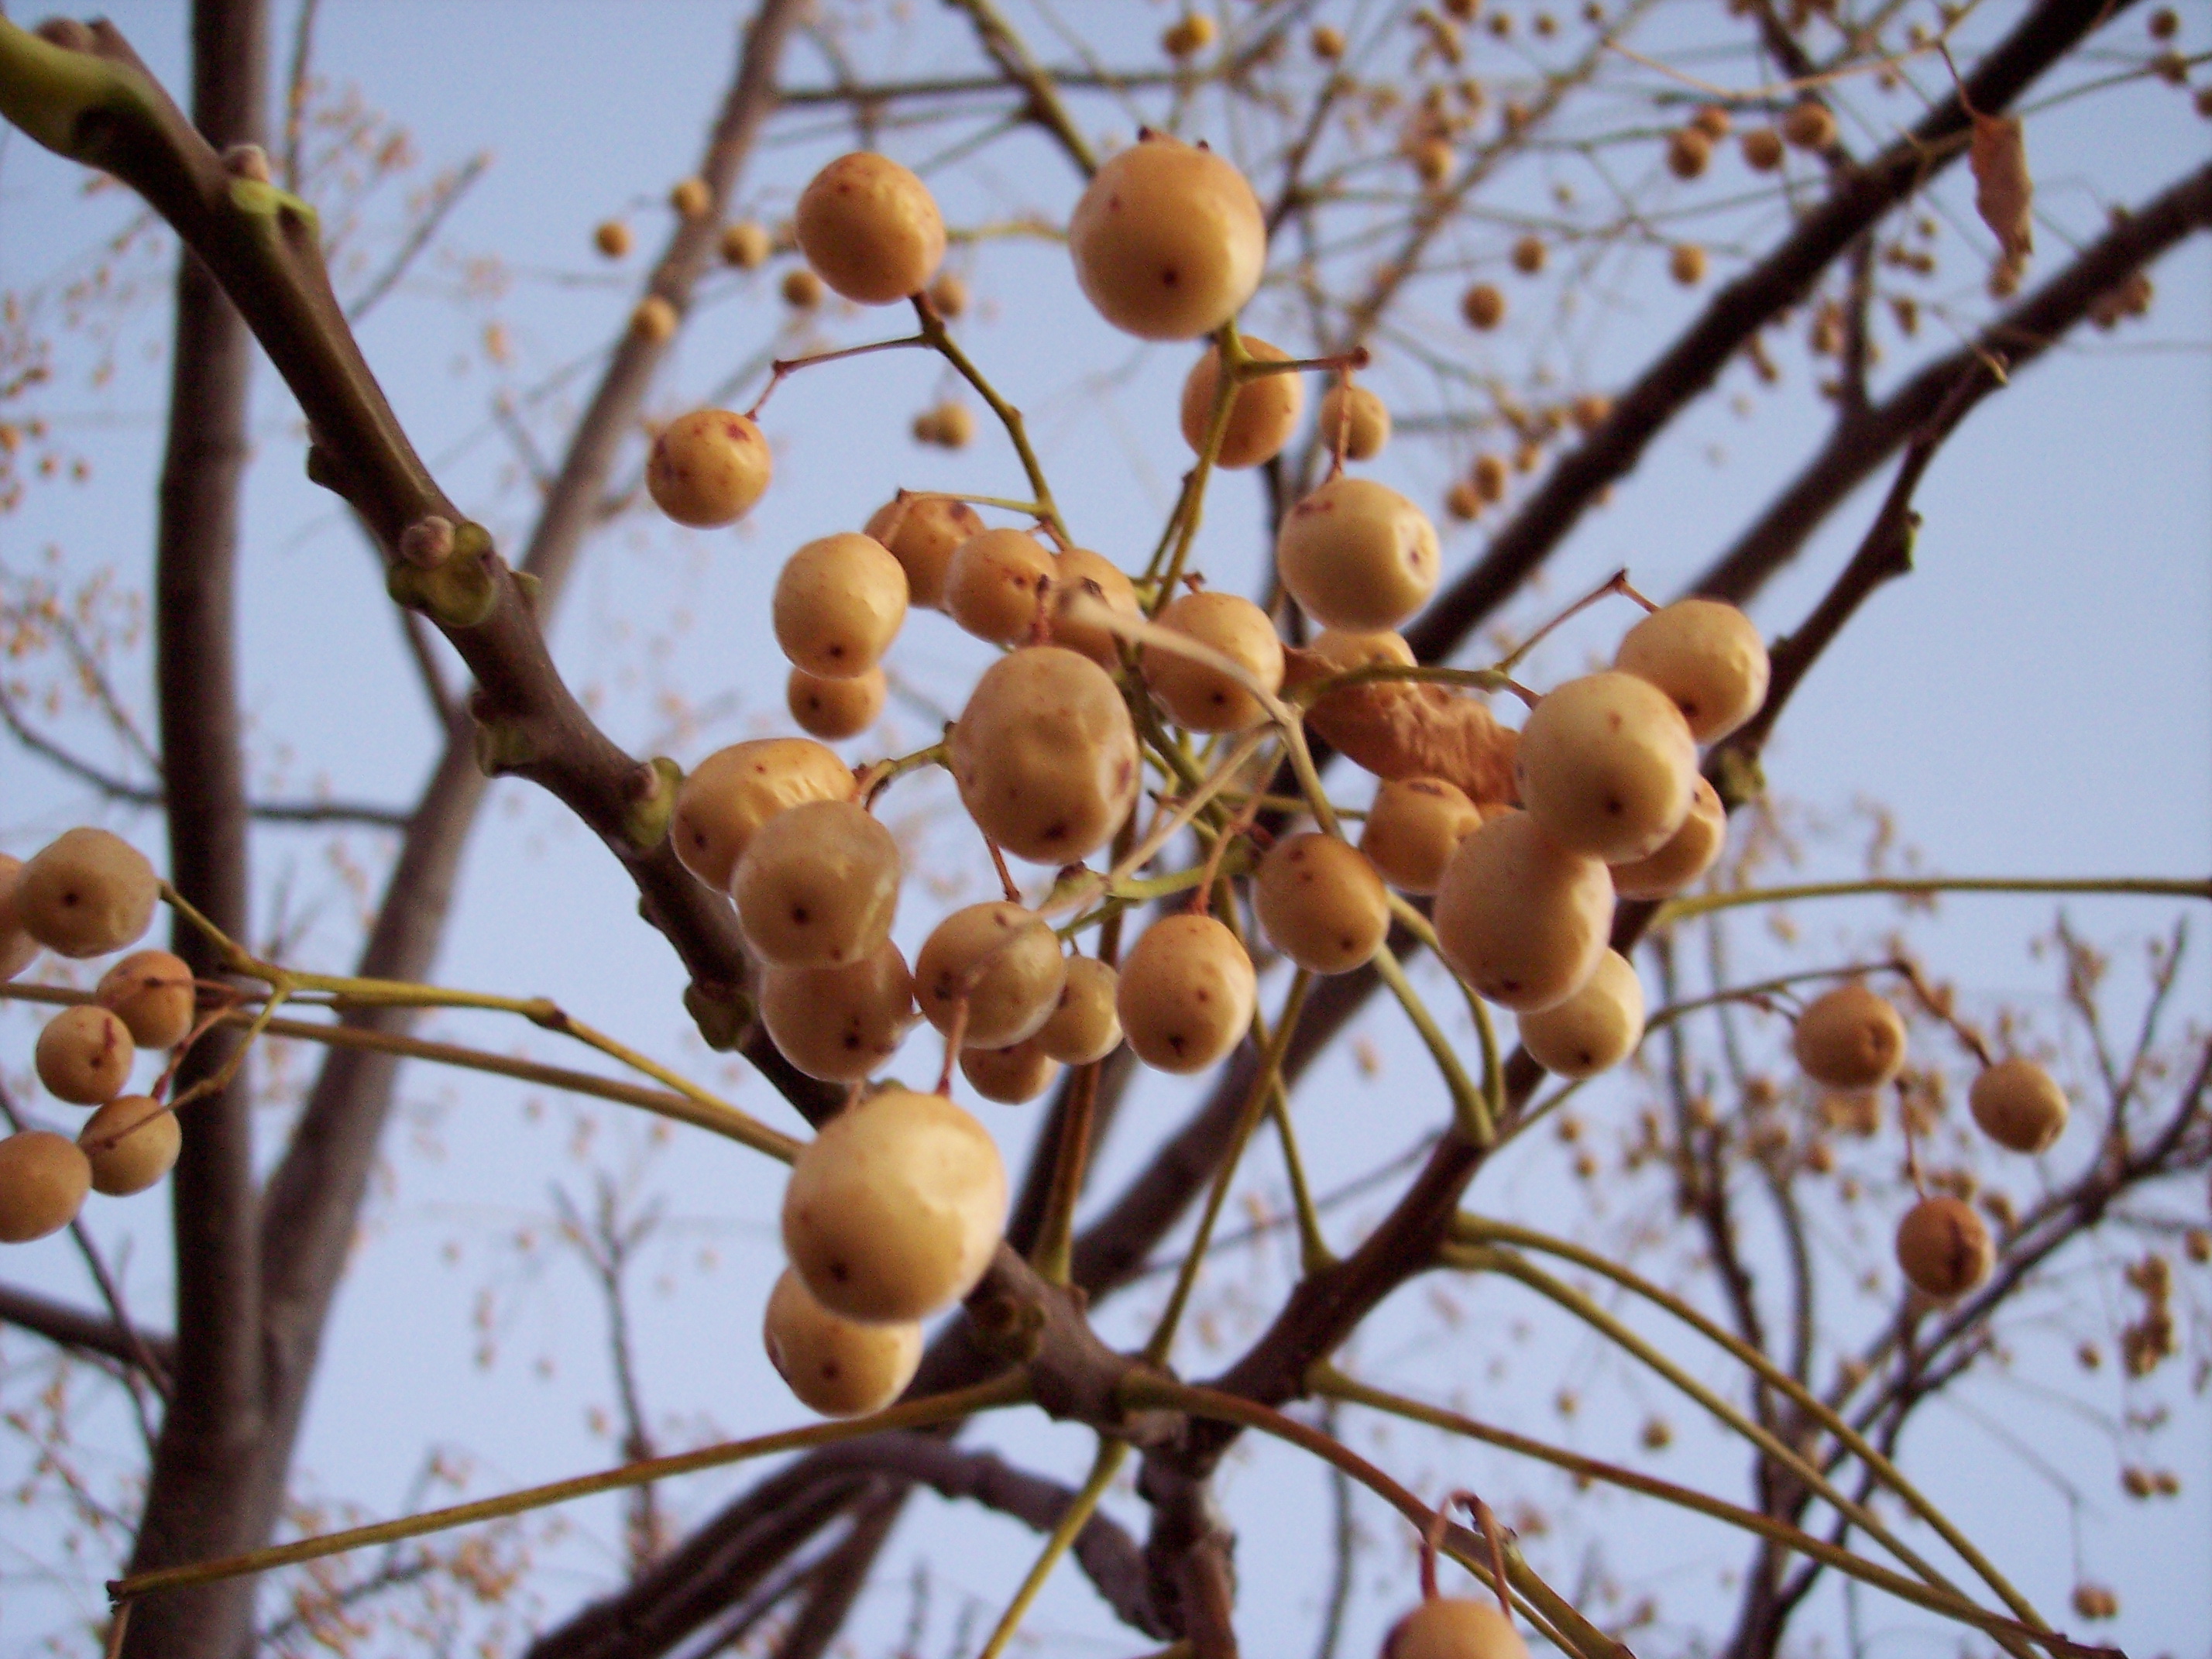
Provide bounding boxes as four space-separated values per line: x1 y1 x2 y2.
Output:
1317 383 1391 460
758 939 916 1084
1434 810 1614 1012
78 1095 180 1197
864 495 986 611
1117 912 1256 1073
666 177 709 219
0 853 41 980
36 1005 136 1106
1793 984 1906 1091
1036 957 1123 1065
0 1132 92 1244
1518 949 1644 1078
1178 336 1305 469
960 1036 1062 1104
928 270 969 317
915 903 1068 1049
763 1266 922 1416
788 665 886 741
944 527 1055 647
781 267 824 310
1615 599 1770 744
1276 476 1440 631
1361 778 1483 895
15 828 160 959
1048 548 1142 668
732 799 899 970
1254 834 1389 975
1142 590 1285 733
773 533 908 680
646 409 771 528
795 152 946 305
1068 132 1268 341
1609 774 1726 899
1383 1597 1531 1659
781 1087 1006 1322
97 950 196 1049
1970 1057 2068 1154
1461 282 1506 330
721 219 772 269
951 647 1141 865
1515 672 1698 864
1895 1195 1993 1300
632 295 678 341
672 738 854 891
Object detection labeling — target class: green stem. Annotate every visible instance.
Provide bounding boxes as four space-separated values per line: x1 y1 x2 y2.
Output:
1385 892 1504 1128
1369 939 1492 1146
1449 1216 2048 1632
917 297 1066 544
1654 874 2212 927
1441 1245 2035 1658
974 1438 1128 1659
1143 971 1314 1365
109 1372 1029 1606
1314 1369 2079 1654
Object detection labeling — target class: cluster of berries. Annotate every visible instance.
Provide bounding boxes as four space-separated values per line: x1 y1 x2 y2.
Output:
1791 981 2069 1304
0 830 191 1242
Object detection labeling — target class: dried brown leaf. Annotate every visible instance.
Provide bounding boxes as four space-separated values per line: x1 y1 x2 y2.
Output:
1970 113 2033 266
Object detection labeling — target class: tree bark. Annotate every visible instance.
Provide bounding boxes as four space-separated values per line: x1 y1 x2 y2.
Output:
122 3 268 1655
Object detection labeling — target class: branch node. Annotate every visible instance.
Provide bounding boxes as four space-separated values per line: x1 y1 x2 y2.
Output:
620 757 682 851
682 980 754 1053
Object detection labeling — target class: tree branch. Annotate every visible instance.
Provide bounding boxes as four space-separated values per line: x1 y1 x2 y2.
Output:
0 1281 177 1376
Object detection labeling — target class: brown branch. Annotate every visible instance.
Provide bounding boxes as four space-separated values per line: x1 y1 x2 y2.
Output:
1695 156 2212 601
0 1281 177 1376
1403 0 2134 668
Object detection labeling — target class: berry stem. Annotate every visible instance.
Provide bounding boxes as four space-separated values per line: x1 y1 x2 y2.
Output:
745 330 933 419
1656 874 2212 927
1493 565 1639 675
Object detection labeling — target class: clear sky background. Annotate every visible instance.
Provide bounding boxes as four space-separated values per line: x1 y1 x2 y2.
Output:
2 2 2207 1655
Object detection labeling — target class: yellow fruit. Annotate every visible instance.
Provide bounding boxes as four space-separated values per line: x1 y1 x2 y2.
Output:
1047 547 1143 668
1383 1596 1531 1659
1895 1195 1993 1300
36 1005 136 1106
78 1095 180 1197
944 527 1056 647
1276 476 1440 631
1515 673 1698 864
593 219 631 259
781 1087 1006 1322
950 647 1141 865
1614 599 1770 744
928 270 969 318
15 828 160 959
1036 957 1124 1065
1254 834 1389 975
1608 774 1726 899
1117 913 1255 1073
1361 778 1485 895
1792 984 1907 1091
669 176 712 218
788 664 887 741
864 495 985 611
1179 336 1306 469
1669 243 1707 286
631 295 678 341
758 939 916 1084
672 738 854 891
763 1266 922 1416
1434 811 1614 1012
1782 100 1836 151
731 799 900 970
1518 948 1644 1077
1 853 43 981
1162 12 1216 57
915 903 1068 1050
1142 590 1286 733
1461 282 1506 330
773 532 909 679
96 950 196 1048
646 409 772 528
1311 24 1346 58
795 152 946 305
781 267 824 310
1667 126 1712 179
1069 132 1267 341
721 219 772 269
0 1132 92 1243
1317 383 1392 460
1969 1057 2068 1154
1692 105 1733 140
1510 235 1546 275
960 1036 1062 1104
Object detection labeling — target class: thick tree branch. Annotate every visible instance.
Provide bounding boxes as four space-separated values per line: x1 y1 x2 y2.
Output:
0 1280 177 1375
